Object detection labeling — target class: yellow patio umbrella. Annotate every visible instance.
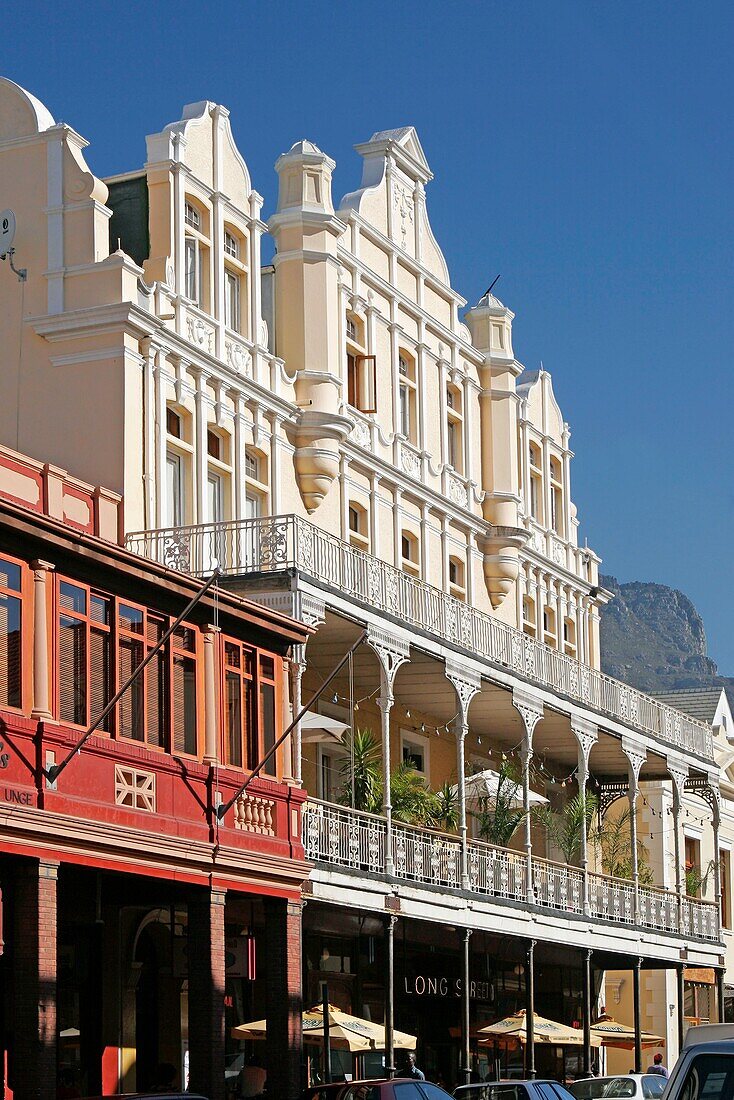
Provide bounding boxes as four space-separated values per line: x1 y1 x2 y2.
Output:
478 1009 603 1047
591 1015 664 1049
232 1003 417 1052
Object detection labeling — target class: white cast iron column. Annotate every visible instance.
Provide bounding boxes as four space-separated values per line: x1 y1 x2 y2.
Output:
512 690 544 904
446 659 481 890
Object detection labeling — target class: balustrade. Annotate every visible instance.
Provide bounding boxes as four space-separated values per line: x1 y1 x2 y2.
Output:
126 514 714 761
300 801 720 942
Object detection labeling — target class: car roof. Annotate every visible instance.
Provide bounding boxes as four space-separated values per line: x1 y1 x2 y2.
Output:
684 1024 734 1049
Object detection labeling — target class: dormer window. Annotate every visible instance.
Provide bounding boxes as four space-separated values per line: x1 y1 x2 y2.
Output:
185 202 200 230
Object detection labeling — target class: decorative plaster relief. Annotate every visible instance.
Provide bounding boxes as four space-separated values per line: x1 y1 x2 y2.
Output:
186 315 214 353
225 339 252 376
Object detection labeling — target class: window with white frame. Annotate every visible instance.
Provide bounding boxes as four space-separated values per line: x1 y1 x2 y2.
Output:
184 202 200 230
543 606 557 648
401 530 419 575
165 405 191 528
523 595 537 638
549 455 564 536
446 384 463 472
401 729 429 779
244 447 268 519
345 313 376 414
448 554 466 600
397 351 417 443
529 442 543 523
183 198 209 312
223 224 247 335
563 617 577 658
225 271 240 332
348 501 369 550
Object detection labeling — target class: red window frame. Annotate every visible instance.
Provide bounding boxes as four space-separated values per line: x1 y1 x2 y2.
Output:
57 579 112 731
0 552 27 713
220 638 280 775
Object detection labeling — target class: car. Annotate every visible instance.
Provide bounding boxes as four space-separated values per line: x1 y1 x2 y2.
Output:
568 1076 667 1100
303 1079 454 1100
660 1024 734 1100
453 1081 577 1100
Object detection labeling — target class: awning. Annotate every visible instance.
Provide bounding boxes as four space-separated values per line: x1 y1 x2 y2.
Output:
299 711 350 745
684 967 716 986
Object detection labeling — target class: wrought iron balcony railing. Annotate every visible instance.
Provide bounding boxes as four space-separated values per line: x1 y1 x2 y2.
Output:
125 514 714 761
302 800 720 942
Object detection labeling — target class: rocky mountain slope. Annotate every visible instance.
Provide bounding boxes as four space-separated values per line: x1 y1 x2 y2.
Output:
599 575 734 707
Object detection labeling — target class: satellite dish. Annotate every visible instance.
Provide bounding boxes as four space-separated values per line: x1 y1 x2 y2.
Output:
0 209 16 258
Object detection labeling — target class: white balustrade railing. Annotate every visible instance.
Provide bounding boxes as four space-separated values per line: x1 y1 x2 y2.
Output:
126 515 714 761
301 802 720 941
468 840 528 900
588 869 636 924
533 855 584 915
393 819 462 889
638 883 680 933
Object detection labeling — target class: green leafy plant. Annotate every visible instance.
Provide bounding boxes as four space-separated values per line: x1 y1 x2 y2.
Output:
685 858 718 898
390 761 440 825
533 791 599 866
599 804 654 884
429 780 460 832
475 758 527 848
338 727 382 814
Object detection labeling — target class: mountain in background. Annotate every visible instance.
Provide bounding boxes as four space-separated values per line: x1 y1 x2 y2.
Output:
599 575 734 709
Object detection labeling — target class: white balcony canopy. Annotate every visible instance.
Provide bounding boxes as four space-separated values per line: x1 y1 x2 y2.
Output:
300 710 350 745
452 768 548 807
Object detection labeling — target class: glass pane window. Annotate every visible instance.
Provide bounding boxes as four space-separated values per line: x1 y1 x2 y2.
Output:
0 557 23 709
399 382 410 437
166 452 185 527
184 202 200 230
225 270 240 331
185 237 198 301
224 230 239 258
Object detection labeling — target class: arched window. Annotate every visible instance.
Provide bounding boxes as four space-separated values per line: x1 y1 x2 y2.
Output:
244 448 268 519
549 455 564 536
446 384 463 472
397 349 417 443
345 313 376 413
529 442 543 523
183 198 210 311
223 223 248 335
165 405 192 528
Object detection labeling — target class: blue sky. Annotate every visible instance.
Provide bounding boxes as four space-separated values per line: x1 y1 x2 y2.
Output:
5 1 734 670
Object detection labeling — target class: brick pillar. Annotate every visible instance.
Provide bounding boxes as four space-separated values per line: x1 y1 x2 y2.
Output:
188 888 226 1100
12 859 59 1100
265 898 303 1100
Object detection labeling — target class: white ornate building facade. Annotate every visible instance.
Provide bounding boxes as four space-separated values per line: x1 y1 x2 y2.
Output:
0 75 725 1091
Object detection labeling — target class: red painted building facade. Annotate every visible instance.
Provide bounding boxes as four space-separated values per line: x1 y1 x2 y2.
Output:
0 447 309 1100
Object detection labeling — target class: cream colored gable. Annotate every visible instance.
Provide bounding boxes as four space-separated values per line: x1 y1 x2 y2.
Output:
146 100 252 200
518 369 566 445
338 126 450 284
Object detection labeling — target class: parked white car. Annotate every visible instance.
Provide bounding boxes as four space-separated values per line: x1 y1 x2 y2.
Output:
568 1075 667 1100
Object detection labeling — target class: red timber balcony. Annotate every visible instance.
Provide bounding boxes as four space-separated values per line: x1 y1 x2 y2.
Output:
302 799 720 945
126 515 715 765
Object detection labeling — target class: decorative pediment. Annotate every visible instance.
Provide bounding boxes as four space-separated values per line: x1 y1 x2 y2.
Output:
338 126 449 282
